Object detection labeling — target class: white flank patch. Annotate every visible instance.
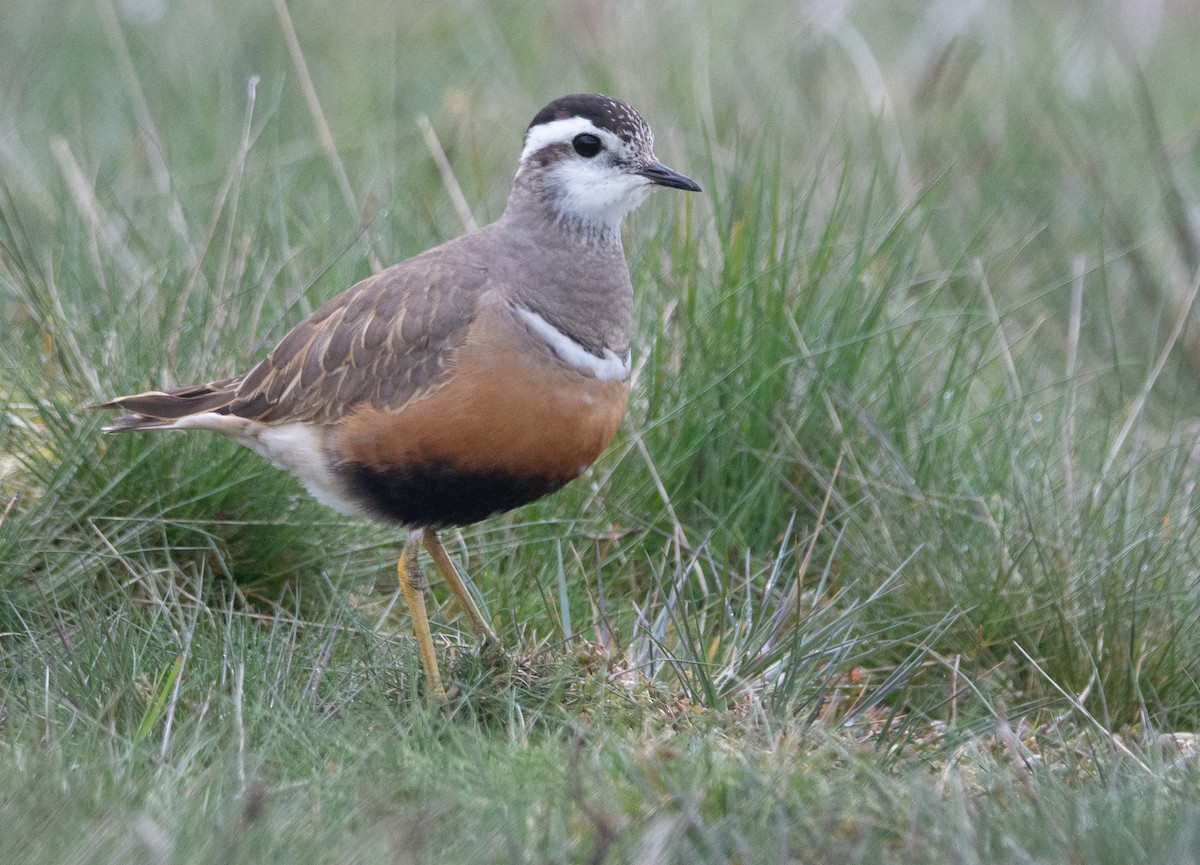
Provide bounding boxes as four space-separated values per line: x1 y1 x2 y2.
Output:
252 423 365 515
166 413 365 516
516 307 630 382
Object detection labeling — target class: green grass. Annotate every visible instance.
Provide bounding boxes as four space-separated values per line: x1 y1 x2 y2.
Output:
5 0 1200 861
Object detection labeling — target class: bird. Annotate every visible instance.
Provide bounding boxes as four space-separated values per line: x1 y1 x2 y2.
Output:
93 93 701 699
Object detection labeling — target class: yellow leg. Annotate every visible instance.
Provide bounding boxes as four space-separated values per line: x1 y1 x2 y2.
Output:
397 532 447 700
422 529 498 643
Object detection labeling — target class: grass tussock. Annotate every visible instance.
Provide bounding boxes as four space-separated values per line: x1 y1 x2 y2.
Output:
5 0 1200 861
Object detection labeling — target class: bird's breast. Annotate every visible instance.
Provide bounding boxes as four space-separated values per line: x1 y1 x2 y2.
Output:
330 304 630 527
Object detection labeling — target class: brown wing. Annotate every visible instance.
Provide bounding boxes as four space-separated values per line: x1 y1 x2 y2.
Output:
225 246 487 425
93 233 494 430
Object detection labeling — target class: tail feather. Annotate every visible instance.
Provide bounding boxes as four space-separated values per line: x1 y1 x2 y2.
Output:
91 377 243 431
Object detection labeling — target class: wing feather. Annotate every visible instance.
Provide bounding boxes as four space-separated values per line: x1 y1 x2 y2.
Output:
225 244 487 424
95 232 492 430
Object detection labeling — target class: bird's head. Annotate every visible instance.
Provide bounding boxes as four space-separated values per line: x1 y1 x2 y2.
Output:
513 93 700 242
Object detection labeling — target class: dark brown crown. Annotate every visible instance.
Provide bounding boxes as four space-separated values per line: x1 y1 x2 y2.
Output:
526 94 651 145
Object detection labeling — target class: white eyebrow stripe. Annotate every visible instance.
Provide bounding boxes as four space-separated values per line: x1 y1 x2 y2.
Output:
515 306 630 381
520 116 603 163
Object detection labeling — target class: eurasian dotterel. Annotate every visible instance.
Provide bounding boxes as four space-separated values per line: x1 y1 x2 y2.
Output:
94 93 701 698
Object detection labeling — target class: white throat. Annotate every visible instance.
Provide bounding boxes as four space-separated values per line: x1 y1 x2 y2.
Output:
543 161 651 240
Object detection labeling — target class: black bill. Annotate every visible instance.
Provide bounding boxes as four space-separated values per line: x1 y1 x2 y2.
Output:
638 161 702 192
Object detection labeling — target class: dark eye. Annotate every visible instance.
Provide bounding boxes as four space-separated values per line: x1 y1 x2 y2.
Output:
572 133 602 158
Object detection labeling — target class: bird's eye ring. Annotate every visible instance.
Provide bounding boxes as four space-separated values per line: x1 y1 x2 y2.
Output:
572 133 602 158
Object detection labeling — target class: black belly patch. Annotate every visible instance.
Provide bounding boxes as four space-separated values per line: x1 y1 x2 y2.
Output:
339 459 570 528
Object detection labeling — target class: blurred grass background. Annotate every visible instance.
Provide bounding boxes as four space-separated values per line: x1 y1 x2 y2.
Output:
6 0 1200 862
